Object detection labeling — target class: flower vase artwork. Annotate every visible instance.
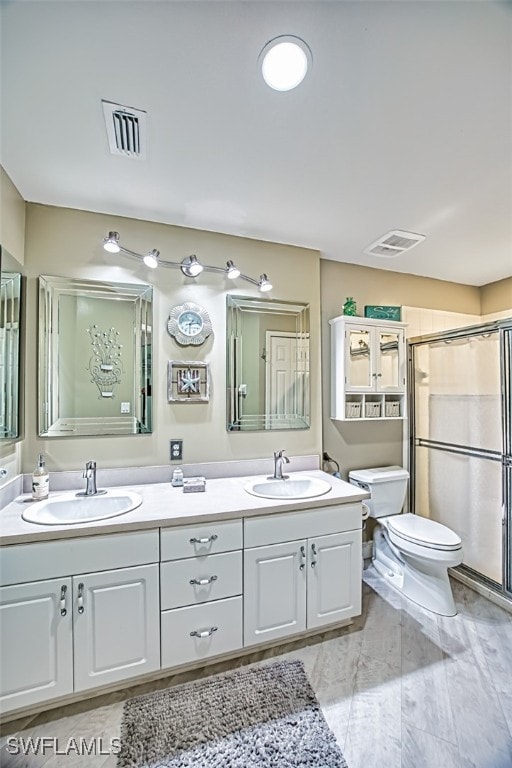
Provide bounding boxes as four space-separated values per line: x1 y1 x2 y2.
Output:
87 325 124 398
342 297 358 316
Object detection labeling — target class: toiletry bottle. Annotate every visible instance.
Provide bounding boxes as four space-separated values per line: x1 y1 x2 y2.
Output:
32 454 49 500
171 467 184 487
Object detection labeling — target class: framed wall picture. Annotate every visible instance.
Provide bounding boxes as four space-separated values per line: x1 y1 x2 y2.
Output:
167 360 210 403
364 305 401 321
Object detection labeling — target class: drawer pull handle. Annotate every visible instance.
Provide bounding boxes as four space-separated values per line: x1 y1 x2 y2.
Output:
311 542 317 568
190 534 218 545
190 626 218 639
299 545 306 571
77 582 85 614
60 584 67 617
190 575 218 586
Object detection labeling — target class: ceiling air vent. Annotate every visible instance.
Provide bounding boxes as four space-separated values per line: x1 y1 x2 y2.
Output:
363 230 426 257
102 100 147 159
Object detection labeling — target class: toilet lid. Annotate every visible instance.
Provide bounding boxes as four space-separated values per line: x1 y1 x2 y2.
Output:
387 514 462 551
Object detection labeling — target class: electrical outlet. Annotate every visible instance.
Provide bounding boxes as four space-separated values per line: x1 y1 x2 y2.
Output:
170 439 183 461
120 402 130 414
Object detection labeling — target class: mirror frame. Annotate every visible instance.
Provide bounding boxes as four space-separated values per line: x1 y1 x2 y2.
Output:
0 246 23 439
226 295 310 431
38 275 153 437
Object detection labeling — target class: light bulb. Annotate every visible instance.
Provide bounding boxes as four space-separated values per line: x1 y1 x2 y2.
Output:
260 36 311 91
226 260 241 279
103 231 120 253
143 249 159 269
259 274 273 292
181 255 203 277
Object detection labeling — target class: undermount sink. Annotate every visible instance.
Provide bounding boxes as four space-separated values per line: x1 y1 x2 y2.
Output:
245 475 332 500
21 489 142 526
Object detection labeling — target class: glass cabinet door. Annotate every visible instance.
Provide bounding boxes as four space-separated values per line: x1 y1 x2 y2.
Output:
378 330 403 390
346 328 372 389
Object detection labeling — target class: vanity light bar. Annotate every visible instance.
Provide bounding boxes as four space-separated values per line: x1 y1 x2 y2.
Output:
102 232 273 292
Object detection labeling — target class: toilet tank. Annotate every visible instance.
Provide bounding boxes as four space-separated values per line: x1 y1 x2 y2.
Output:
348 466 409 518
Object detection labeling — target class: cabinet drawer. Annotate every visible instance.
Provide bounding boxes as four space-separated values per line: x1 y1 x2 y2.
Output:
244 504 362 548
0 530 159 587
160 551 242 610
161 596 242 669
160 519 242 560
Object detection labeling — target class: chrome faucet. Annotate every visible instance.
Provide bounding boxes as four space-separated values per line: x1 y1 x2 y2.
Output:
83 460 98 495
77 460 106 497
273 449 290 480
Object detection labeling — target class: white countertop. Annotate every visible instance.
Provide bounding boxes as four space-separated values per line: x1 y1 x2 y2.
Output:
0 471 369 546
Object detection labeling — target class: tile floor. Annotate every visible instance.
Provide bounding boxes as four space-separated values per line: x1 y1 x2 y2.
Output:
1 567 511 768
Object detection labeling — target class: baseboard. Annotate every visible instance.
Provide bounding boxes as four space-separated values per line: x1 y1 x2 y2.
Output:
362 541 373 560
450 569 512 615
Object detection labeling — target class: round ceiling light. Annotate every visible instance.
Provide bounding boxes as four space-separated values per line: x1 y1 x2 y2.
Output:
259 35 312 91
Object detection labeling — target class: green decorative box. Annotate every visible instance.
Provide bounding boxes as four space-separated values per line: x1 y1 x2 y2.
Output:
364 305 401 321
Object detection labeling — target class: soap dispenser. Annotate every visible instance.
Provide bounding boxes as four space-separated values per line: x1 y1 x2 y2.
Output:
32 454 49 500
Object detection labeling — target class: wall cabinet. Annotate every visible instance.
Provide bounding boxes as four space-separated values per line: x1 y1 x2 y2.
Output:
330 315 407 420
0 531 160 714
243 505 362 647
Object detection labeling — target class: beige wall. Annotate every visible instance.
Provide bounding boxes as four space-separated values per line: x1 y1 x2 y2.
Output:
320 260 483 479
3 182 510 480
22 204 322 473
0 167 25 483
481 277 512 315
0 167 25 265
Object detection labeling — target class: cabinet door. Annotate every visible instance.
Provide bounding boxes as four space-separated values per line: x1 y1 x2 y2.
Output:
244 541 306 647
376 328 405 392
345 326 373 391
0 578 73 713
307 531 362 629
73 564 159 692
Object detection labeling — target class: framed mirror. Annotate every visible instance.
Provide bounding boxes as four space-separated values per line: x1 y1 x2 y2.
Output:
39 276 152 437
0 247 23 439
227 295 310 431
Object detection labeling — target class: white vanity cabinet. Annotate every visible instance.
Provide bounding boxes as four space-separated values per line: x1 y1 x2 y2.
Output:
330 315 407 420
0 487 366 717
160 519 243 669
243 505 362 647
0 530 160 714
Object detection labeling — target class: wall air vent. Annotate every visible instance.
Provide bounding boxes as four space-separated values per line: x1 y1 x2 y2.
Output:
363 230 426 257
102 100 147 159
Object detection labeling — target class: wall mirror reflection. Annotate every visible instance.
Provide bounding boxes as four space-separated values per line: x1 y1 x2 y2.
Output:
227 295 310 431
1 247 23 439
39 276 152 437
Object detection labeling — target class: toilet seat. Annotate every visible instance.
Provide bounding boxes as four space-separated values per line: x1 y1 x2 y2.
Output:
386 513 462 551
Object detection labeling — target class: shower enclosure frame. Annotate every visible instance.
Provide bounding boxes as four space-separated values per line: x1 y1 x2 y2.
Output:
408 318 512 601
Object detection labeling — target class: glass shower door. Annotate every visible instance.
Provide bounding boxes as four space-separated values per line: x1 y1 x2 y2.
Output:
411 327 507 590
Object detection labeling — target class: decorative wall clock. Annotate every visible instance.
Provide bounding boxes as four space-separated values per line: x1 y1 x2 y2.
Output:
167 302 212 346
167 360 210 403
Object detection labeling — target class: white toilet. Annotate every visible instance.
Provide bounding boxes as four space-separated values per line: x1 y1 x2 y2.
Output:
349 465 463 616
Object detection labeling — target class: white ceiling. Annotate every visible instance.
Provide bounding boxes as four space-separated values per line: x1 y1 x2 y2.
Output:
1 0 511 286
